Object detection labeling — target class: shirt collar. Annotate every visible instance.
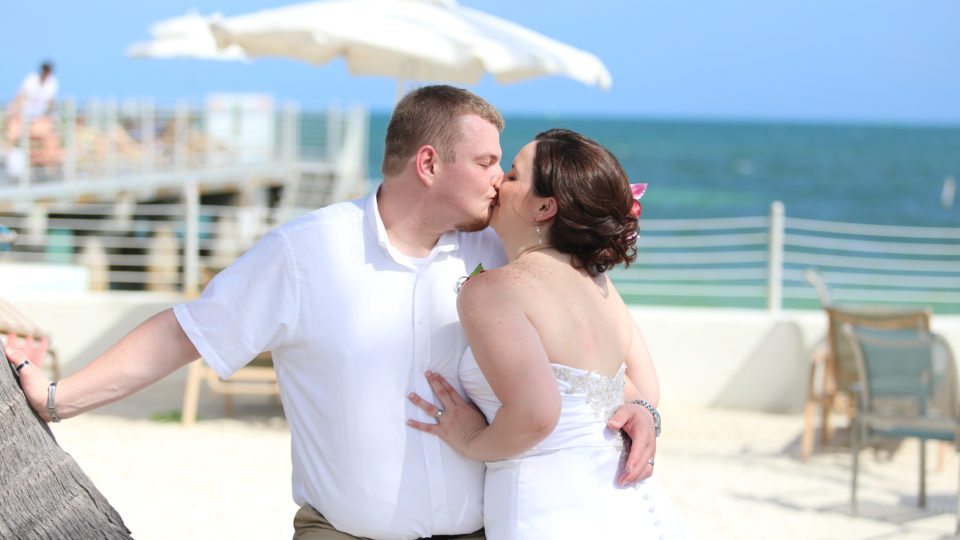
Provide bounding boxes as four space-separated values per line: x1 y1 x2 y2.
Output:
365 189 460 267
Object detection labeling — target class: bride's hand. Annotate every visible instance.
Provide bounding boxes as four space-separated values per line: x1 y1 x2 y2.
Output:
407 370 488 456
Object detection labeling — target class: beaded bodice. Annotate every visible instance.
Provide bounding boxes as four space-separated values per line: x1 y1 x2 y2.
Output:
459 348 627 457
551 363 626 422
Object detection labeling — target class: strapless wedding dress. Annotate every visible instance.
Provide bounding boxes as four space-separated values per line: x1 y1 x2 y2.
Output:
460 348 687 540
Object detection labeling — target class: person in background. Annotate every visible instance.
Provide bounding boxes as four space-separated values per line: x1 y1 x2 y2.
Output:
4 61 62 167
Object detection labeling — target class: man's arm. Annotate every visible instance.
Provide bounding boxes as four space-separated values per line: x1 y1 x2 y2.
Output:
7 309 198 421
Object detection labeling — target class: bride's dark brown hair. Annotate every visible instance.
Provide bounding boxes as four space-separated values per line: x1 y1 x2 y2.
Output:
531 129 638 276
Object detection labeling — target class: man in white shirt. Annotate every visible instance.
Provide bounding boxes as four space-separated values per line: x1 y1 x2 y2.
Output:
10 86 659 539
4 62 61 165
18 62 59 119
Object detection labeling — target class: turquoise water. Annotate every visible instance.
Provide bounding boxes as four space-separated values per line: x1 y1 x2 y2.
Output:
309 113 960 312
364 114 960 227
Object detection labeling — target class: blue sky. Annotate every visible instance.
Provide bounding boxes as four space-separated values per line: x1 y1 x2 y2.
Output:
2 1 958 123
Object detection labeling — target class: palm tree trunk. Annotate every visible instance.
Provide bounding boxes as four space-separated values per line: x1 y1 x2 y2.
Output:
0 350 131 539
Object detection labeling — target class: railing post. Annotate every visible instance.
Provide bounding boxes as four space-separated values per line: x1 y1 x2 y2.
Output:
175 101 189 172
88 99 102 175
183 179 200 298
767 200 785 313
326 104 342 162
19 114 31 190
142 98 156 174
63 98 77 184
273 102 301 211
105 99 119 177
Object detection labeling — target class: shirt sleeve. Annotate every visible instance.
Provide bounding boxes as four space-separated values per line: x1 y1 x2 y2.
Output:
173 229 301 379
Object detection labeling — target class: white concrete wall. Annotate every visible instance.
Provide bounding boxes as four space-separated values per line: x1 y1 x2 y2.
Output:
635 306 960 413
8 292 182 370
6 292 960 414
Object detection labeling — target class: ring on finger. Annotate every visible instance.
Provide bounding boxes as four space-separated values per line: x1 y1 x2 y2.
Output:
647 458 655 466
15 359 30 372
434 409 444 420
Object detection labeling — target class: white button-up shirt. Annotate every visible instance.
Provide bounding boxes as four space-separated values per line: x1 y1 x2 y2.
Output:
174 192 506 539
19 73 57 118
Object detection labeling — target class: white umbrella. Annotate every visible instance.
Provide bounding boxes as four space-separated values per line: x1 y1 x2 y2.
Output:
210 0 611 98
127 10 247 61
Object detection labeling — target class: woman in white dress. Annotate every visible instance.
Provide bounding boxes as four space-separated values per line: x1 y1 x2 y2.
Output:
408 129 686 539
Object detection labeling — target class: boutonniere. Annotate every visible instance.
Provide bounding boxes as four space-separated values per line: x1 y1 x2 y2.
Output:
630 183 648 218
455 263 485 292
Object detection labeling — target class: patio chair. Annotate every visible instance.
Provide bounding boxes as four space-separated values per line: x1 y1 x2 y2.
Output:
179 266 279 426
844 325 960 533
800 269 931 460
180 351 279 426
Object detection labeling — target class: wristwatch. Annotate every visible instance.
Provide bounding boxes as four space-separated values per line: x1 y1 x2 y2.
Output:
631 399 660 438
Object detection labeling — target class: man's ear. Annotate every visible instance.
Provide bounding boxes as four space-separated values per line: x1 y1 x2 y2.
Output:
415 145 439 186
537 197 558 222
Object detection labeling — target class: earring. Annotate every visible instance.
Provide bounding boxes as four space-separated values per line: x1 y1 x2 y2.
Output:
536 223 542 245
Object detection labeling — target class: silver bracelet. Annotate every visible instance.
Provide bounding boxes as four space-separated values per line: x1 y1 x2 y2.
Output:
47 381 61 423
630 399 660 438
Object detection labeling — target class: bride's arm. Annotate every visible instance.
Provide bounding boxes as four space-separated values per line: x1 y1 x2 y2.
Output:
407 274 561 462
624 322 659 406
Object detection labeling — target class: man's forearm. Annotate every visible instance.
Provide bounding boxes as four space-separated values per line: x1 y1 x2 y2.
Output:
55 309 199 418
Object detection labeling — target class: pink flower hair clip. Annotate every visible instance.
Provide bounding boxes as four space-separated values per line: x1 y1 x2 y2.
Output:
630 183 648 218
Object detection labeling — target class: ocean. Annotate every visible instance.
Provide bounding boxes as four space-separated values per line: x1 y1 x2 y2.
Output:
365 114 960 227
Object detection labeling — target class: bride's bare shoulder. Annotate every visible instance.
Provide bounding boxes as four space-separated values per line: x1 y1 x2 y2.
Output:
456 265 528 310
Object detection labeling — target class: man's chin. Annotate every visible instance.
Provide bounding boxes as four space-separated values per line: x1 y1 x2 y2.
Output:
455 216 492 233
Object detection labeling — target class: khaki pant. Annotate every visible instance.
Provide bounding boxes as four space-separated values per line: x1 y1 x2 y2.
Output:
293 505 486 540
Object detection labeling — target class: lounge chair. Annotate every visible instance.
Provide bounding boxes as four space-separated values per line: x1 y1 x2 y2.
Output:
800 268 931 460
845 325 960 533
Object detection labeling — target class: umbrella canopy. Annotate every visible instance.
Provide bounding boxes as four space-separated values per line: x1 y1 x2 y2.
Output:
127 10 247 61
210 0 611 92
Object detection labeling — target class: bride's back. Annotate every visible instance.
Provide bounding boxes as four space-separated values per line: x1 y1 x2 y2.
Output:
505 249 633 377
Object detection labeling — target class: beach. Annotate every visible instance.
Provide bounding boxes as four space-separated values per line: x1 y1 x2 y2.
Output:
49 366 960 540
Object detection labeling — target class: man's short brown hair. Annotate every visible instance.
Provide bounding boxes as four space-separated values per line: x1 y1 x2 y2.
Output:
380 85 504 177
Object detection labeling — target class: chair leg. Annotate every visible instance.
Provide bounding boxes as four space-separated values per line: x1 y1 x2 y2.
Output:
181 360 204 427
919 439 927 508
851 418 861 514
801 400 817 461
801 362 821 461
955 450 960 536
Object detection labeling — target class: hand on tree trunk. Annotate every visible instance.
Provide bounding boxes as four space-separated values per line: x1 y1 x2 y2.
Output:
4 334 53 421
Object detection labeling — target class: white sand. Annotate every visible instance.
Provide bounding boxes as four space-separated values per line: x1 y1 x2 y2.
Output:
48 372 959 540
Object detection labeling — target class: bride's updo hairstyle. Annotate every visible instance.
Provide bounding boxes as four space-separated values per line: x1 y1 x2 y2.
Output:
532 129 638 276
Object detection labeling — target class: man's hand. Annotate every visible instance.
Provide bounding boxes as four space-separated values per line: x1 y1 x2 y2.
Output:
608 402 656 486
4 334 53 421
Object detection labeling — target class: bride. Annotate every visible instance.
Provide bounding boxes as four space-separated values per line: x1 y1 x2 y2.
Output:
408 129 686 539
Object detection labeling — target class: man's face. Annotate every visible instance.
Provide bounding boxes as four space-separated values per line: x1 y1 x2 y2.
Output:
436 115 503 232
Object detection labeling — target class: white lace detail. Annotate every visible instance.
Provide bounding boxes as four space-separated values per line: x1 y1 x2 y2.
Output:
551 364 627 452
551 364 625 420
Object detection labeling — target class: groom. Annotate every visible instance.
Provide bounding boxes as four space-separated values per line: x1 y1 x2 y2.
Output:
10 86 658 539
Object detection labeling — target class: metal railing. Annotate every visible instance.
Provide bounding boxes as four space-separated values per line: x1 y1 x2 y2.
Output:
0 191 305 294
0 96 368 207
0 199 957 314
613 202 960 313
